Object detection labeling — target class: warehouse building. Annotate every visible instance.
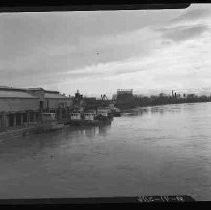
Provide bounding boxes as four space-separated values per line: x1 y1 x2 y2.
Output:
0 87 40 130
27 88 73 120
0 86 73 131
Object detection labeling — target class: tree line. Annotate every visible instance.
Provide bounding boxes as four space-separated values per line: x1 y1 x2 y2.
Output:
134 93 211 106
114 93 211 109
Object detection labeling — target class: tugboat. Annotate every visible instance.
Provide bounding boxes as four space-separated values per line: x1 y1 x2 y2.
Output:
68 111 97 126
68 109 113 127
108 103 121 117
83 112 99 126
68 90 113 127
36 113 64 132
68 112 83 126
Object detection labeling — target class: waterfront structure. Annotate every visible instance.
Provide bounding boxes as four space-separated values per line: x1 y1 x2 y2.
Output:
72 90 84 111
116 89 136 109
27 88 73 120
0 86 73 131
83 97 104 111
0 87 40 130
83 94 114 111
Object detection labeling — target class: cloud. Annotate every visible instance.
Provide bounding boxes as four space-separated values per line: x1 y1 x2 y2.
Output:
1 5 211 95
173 8 211 22
0 10 168 61
0 25 162 87
57 24 211 96
56 58 148 80
151 6 211 44
160 24 209 42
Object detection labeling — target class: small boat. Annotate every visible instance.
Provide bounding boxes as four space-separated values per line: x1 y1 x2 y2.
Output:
36 113 64 132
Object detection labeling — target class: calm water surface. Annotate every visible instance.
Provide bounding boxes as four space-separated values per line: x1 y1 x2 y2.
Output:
1 102 211 200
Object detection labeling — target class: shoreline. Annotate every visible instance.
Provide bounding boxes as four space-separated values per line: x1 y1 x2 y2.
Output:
1 100 211 141
119 100 211 112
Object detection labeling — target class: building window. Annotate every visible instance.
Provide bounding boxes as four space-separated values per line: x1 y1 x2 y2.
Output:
23 113 27 123
8 114 14 127
47 100 49 109
16 113 22 126
30 112 34 122
40 101 44 110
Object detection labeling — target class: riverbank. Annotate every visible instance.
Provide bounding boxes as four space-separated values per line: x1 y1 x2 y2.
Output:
119 100 211 112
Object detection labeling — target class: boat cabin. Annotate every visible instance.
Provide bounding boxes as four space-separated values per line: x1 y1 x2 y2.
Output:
113 107 120 112
70 113 81 120
108 104 115 109
98 107 111 113
84 113 95 121
87 110 97 115
97 110 108 117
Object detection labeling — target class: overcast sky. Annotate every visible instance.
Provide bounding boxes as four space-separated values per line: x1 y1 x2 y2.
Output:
0 4 211 97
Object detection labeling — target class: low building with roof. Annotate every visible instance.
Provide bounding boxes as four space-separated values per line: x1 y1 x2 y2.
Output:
0 87 40 130
0 86 73 131
27 88 73 120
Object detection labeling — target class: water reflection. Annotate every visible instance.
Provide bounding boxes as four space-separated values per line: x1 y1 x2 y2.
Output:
150 105 182 115
122 108 148 117
122 105 183 117
67 125 111 138
0 124 112 159
99 125 111 136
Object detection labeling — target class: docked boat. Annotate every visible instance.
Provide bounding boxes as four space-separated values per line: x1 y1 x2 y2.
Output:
36 113 64 132
68 112 96 126
111 107 121 117
68 112 83 126
96 108 113 121
68 111 112 126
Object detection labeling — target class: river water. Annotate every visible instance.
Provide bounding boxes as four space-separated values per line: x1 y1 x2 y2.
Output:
0 102 211 201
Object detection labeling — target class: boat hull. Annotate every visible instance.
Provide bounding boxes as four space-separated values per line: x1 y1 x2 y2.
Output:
112 112 121 117
69 119 112 127
36 123 64 132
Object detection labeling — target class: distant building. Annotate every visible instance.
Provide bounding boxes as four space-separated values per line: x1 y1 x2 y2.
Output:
116 89 135 109
83 97 97 110
83 94 114 111
117 89 133 96
72 90 84 111
187 94 196 98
